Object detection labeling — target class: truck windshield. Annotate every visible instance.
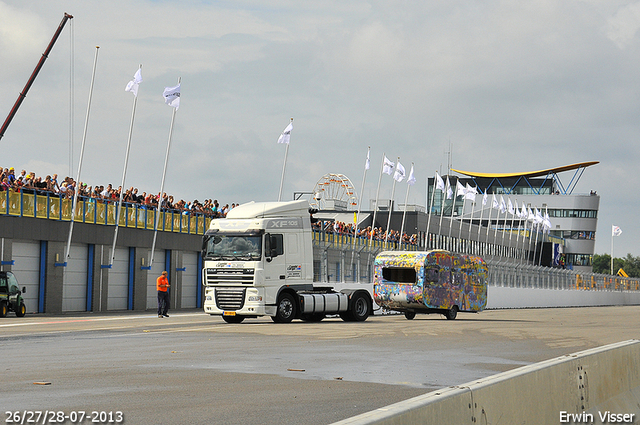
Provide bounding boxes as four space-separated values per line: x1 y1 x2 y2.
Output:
203 234 262 261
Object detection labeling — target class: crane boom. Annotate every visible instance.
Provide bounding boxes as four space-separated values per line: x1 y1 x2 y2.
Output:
0 12 73 141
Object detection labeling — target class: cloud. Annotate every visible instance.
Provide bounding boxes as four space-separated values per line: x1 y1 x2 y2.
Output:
1 0 640 256
605 2 640 49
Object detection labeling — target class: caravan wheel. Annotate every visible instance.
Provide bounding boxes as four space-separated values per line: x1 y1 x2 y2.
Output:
404 311 416 320
445 306 458 320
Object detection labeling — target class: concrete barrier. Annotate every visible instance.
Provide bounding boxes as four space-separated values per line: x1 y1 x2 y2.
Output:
487 286 640 309
332 340 640 425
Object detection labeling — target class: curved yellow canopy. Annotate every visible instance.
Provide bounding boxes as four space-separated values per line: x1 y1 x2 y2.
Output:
451 161 599 179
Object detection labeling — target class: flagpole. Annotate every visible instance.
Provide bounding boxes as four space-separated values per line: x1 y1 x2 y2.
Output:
149 77 180 268
537 215 545 266
468 196 476 254
110 64 141 266
65 46 99 261
352 147 369 270
520 213 528 264
458 195 467 250
354 147 369 237
438 176 448 243
476 192 485 245
532 220 540 267
448 178 458 240
610 225 614 275
500 198 508 250
277 117 293 201
426 173 438 250
514 204 522 261
399 162 413 242
369 153 386 245
507 198 516 258
493 200 500 244
385 157 400 244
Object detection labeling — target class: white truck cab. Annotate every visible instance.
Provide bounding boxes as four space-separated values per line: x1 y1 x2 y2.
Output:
202 200 371 323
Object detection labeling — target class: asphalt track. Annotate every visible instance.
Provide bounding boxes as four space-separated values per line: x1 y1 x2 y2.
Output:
1 306 639 425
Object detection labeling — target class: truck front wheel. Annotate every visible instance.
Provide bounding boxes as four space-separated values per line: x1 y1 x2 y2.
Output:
272 293 296 323
0 302 7 318
16 302 26 317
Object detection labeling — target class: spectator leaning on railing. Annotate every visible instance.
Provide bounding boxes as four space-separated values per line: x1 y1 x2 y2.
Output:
0 166 417 242
0 165 227 219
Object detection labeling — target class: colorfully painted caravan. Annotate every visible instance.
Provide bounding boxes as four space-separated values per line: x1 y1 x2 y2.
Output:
373 250 488 320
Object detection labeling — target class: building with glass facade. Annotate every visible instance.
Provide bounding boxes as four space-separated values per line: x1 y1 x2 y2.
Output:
428 161 599 272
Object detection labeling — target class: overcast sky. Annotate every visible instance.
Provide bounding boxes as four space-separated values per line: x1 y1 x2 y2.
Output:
1 0 639 257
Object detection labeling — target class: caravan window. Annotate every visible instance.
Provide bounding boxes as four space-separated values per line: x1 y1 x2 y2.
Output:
382 267 416 284
425 267 439 283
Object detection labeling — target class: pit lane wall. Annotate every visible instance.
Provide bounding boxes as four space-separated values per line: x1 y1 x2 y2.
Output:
333 339 640 425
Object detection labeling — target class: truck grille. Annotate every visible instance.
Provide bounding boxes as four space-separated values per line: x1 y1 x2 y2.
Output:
215 288 246 311
205 268 255 285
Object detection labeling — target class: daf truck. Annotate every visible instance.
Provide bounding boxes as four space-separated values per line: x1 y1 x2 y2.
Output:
202 200 373 323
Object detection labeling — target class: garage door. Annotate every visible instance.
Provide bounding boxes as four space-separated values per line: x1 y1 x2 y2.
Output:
10 240 41 313
146 250 166 309
63 244 88 312
181 252 198 308
108 247 130 310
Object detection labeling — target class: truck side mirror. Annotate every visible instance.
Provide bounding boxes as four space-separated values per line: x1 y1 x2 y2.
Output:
201 237 208 252
22 287 26 294
269 235 279 258
264 234 279 261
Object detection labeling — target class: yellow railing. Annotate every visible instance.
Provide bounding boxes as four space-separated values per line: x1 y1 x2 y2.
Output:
0 190 211 235
312 230 419 251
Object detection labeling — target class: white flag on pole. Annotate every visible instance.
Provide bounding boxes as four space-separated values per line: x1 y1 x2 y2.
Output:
507 198 514 215
365 149 370 170
534 208 543 224
394 161 406 182
445 177 453 199
435 172 445 191
456 180 466 197
277 121 293 144
492 194 499 209
482 191 488 206
407 165 416 186
543 212 551 233
527 207 535 222
125 68 143 97
383 156 395 175
499 196 507 213
163 83 181 109
612 225 622 237
465 183 477 201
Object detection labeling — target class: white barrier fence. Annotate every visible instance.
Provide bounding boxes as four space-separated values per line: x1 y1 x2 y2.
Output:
333 339 640 425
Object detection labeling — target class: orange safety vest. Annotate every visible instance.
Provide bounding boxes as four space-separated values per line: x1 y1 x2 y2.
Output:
157 275 169 292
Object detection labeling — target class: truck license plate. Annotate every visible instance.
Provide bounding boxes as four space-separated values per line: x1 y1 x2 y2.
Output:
223 311 236 316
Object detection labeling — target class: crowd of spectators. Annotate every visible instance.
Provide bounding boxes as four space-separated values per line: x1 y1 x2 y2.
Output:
313 220 418 245
2 166 419 243
0 167 236 218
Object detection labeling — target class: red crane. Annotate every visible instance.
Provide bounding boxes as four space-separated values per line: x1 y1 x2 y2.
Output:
0 12 73 141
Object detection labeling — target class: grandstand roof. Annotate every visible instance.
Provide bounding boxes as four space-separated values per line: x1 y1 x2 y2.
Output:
451 161 599 179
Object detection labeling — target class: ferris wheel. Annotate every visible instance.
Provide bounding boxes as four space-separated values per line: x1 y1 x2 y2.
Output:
309 173 359 210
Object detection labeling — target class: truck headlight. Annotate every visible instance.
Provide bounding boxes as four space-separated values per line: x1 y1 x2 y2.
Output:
206 295 212 301
248 295 262 302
